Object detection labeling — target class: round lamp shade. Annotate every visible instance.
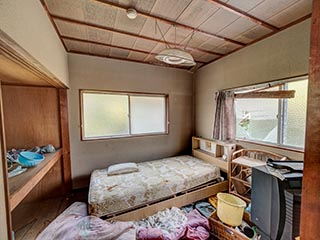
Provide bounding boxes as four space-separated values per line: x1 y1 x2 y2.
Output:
155 48 196 66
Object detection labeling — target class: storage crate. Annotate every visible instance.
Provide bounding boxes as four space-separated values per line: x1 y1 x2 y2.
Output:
209 212 249 240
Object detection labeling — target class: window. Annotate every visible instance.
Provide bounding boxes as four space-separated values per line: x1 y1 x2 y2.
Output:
235 77 308 149
80 90 168 140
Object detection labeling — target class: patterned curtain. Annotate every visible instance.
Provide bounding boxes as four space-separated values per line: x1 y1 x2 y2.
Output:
212 91 236 141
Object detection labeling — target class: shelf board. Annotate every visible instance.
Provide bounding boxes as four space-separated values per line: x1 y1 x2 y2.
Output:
192 149 228 172
193 148 218 157
232 156 266 168
9 149 62 211
230 190 251 203
231 177 251 187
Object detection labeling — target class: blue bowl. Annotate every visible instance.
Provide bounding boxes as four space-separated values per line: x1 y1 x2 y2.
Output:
18 152 45 167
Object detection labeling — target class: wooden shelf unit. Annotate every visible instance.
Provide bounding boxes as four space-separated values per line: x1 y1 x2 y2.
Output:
229 149 287 202
9 149 62 211
0 68 71 239
192 137 236 173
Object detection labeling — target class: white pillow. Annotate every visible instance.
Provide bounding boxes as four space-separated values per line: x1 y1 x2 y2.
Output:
107 162 139 176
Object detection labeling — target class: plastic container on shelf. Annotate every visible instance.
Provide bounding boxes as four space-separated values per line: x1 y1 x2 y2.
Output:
217 192 246 226
18 151 45 167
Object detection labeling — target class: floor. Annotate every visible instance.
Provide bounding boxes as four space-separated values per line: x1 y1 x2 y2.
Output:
12 189 88 240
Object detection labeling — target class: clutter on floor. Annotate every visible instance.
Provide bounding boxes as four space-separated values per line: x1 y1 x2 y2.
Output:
36 202 136 240
182 201 216 218
136 207 188 238
136 205 211 240
36 193 259 240
209 193 258 240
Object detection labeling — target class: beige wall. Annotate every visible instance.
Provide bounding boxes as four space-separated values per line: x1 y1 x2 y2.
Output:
194 19 311 160
0 0 69 86
68 53 193 188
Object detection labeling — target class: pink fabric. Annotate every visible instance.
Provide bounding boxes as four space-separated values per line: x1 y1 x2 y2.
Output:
186 209 209 230
167 210 210 240
183 225 210 240
137 228 164 240
36 202 136 240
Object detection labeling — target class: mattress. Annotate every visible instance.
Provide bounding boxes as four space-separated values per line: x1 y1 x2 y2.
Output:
88 155 220 217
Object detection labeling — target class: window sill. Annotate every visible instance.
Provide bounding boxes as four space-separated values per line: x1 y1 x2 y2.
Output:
236 138 305 154
81 132 169 141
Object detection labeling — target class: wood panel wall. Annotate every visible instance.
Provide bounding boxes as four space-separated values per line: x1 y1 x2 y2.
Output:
1 85 67 204
300 0 320 239
16 159 64 204
2 86 61 149
0 82 12 240
59 89 72 191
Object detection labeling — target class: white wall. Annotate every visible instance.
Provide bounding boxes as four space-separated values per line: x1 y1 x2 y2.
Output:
0 0 69 86
194 19 311 160
68 54 193 188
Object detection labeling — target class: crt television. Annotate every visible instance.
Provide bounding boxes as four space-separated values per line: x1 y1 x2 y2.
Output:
251 164 302 240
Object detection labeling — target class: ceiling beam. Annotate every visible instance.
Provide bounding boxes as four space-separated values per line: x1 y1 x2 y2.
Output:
207 0 279 31
91 0 246 47
61 35 207 64
51 15 224 57
69 50 196 70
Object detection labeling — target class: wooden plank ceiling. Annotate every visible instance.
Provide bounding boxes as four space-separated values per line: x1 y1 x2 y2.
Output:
41 0 312 70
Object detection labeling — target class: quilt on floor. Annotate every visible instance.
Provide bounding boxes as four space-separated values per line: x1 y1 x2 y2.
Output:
36 202 135 240
88 155 220 217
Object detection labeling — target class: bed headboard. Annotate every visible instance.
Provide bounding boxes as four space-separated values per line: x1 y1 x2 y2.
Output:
192 137 236 173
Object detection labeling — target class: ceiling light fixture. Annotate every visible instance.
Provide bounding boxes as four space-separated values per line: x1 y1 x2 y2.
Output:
126 8 137 19
155 48 196 66
155 22 196 67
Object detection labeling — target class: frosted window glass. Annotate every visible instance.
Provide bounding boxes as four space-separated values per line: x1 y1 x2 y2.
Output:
83 93 129 138
130 96 166 134
283 80 308 148
235 98 279 143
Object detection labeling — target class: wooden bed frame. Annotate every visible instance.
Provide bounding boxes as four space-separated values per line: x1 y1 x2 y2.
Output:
106 137 232 221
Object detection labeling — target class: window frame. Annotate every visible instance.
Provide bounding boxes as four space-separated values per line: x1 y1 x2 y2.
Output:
79 89 169 141
234 76 308 151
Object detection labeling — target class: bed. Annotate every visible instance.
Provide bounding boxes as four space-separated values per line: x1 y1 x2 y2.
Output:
88 154 225 218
